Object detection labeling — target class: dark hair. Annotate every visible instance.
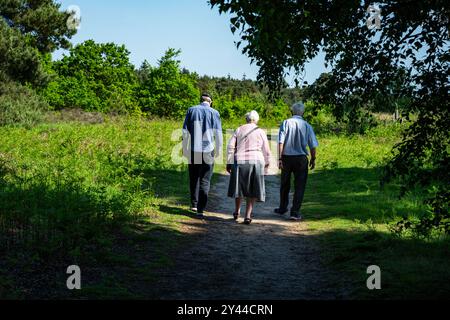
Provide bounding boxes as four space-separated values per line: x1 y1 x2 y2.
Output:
200 93 212 102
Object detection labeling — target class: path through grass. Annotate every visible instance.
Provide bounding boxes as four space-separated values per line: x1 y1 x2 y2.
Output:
0 118 448 299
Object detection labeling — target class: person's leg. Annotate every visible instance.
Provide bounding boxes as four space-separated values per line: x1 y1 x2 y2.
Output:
188 164 200 209
197 160 214 213
291 156 309 215
245 197 256 220
279 157 292 212
235 198 242 214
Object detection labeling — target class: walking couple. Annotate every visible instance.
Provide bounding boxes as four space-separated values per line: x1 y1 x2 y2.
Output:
182 94 318 224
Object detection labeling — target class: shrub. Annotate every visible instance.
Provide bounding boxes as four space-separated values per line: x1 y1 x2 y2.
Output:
136 49 200 118
42 40 140 114
0 80 48 127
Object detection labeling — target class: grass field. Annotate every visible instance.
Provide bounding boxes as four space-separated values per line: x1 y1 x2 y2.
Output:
302 132 450 299
0 116 448 299
0 117 190 298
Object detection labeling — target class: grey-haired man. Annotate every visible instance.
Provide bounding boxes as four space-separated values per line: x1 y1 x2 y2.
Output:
182 93 223 216
275 102 319 221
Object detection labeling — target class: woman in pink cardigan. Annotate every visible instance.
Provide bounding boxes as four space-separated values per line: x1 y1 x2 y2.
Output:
226 111 272 224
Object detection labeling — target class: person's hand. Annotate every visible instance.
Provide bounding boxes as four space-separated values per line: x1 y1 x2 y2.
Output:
226 164 232 174
278 159 284 170
310 158 316 170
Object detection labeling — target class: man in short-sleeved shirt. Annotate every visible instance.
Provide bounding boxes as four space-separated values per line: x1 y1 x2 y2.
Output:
275 102 319 220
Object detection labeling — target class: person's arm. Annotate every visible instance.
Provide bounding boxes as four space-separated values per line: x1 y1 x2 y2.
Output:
214 113 223 158
278 143 284 169
226 130 238 174
261 131 271 168
182 111 190 158
310 148 316 170
308 125 319 170
278 121 286 169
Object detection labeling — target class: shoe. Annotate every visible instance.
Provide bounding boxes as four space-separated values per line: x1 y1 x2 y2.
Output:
289 214 302 221
196 210 204 218
191 207 198 212
274 208 288 215
233 212 239 220
244 218 252 225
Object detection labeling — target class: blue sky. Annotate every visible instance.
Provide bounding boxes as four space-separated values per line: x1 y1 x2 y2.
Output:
54 0 328 85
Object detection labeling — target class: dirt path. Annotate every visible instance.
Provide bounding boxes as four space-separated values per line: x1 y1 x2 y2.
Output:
158 162 349 300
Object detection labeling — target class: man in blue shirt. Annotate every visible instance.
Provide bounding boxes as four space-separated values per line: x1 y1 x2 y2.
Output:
275 102 319 221
182 93 223 216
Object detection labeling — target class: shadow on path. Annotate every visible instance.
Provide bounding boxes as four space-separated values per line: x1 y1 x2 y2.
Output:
156 173 351 300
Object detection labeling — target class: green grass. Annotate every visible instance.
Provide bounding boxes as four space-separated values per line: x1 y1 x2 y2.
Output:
0 116 195 299
301 126 450 299
0 116 448 299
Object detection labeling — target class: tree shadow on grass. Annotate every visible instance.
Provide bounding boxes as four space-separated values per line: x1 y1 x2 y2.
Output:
1 161 443 299
0 166 194 299
131 166 190 205
151 204 450 300
301 167 426 223
306 228 450 299
157 205 231 223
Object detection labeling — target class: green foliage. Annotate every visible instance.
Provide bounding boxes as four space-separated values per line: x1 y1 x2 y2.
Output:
0 19 47 86
211 0 449 236
0 0 75 85
136 49 200 118
0 119 184 257
42 40 140 114
302 102 340 135
383 101 449 236
0 0 76 128
197 74 292 121
0 0 75 53
0 80 48 127
342 97 378 135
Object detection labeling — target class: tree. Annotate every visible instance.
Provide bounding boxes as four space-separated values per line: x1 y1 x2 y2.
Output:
0 0 75 85
210 0 449 235
0 18 45 85
44 40 140 113
136 49 200 118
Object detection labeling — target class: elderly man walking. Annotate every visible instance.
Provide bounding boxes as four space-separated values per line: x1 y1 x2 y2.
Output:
275 102 319 221
182 93 223 217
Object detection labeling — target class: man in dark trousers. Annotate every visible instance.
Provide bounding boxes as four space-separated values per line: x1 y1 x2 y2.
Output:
182 93 223 217
275 102 319 221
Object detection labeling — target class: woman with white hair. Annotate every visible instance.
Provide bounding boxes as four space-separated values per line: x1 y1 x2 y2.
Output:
226 110 271 224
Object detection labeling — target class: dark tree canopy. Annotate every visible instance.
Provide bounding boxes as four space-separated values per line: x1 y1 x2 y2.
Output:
0 0 75 85
0 0 75 53
210 0 448 96
210 0 449 235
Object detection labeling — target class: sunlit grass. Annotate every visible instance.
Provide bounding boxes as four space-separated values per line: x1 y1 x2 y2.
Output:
1 117 448 299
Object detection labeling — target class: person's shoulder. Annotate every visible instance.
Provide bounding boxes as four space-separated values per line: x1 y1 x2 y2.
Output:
210 107 221 117
185 106 194 113
304 120 316 132
258 127 268 138
188 104 201 111
301 117 312 127
283 117 295 126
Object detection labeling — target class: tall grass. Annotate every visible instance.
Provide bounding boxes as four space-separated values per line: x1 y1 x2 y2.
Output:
1 116 448 299
0 118 182 257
